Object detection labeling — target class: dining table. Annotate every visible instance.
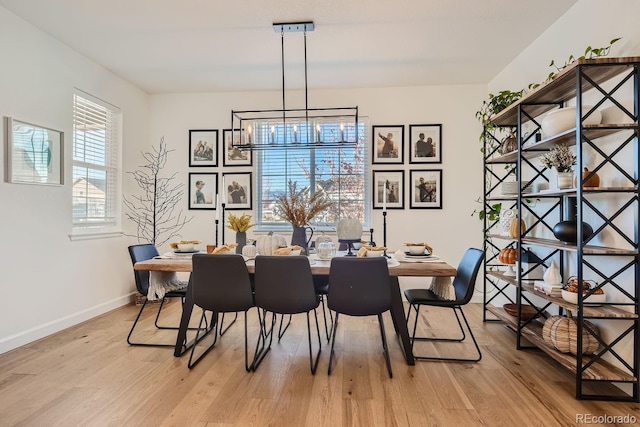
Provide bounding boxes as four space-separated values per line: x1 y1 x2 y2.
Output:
134 253 457 365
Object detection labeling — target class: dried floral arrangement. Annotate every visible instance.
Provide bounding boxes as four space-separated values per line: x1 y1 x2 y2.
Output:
227 213 255 232
540 143 576 173
274 181 334 227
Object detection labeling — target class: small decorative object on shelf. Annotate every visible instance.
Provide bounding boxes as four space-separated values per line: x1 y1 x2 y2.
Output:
541 106 602 137
540 143 577 189
552 196 593 244
498 247 517 276
543 314 600 355
543 261 562 285
581 167 600 188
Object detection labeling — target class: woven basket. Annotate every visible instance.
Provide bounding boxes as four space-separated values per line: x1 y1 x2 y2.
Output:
544 314 600 355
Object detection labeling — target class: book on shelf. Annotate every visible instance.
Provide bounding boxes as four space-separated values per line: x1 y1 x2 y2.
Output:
533 280 563 297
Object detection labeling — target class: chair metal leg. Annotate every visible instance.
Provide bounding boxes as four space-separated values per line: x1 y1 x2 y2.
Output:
328 313 340 375
251 311 276 371
408 305 482 362
377 314 393 378
127 299 174 347
219 312 238 336
306 309 322 374
320 295 334 342
188 312 220 368
277 314 292 341
154 296 207 331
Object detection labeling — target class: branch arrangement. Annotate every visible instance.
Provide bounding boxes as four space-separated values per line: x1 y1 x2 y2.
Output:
274 181 334 227
123 137 192 246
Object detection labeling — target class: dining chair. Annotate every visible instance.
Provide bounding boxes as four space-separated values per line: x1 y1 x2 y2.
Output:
127 244 188 347
404 248 484 362
187 254 255 370
252 255 322 374
327 257 393 377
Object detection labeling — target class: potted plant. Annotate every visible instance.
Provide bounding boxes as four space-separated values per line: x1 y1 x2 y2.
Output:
476 89 524 155
540 143 577 189
274 181 334 255
227 212 255 253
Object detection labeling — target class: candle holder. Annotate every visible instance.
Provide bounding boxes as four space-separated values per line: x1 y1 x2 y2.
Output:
338 239 360 256
383 211 389 257
221 203 226 245
215 219 219 246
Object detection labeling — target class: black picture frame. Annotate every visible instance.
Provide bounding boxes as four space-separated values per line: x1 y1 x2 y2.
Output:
372 170 405 210
222 172 252 210
188 172 217 210
409 169 442 209
189 129 218 167
409 124 442 164
222 129 252 166
372 125 404 164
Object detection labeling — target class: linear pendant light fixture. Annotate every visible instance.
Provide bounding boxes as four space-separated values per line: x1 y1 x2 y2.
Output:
230 21 359 150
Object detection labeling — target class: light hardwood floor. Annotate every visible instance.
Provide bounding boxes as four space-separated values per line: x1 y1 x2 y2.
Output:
1 300 638 427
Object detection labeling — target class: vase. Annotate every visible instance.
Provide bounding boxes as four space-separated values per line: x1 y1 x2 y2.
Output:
557 172 574 189
552 196 593 244
291 226 313 256
235 231 246 254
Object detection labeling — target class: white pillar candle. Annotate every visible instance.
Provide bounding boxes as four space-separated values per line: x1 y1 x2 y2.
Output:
215 194 219 220
382 181 387 212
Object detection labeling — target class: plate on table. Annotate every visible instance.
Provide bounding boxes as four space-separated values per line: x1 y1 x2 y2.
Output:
174 249 199 254
404 251 431 259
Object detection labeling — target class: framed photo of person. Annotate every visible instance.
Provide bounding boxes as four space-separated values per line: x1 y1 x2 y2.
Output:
372 125 404 164
410 169 442 209
222 172 252 210
223 129 252 167
189 129 218 167
409 124 442 164
372 170 404 210
188 172 217 210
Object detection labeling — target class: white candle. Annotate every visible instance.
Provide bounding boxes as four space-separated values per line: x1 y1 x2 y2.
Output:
221 177 227 204
215 194 219 220
382 182 387 212
293 124 298 142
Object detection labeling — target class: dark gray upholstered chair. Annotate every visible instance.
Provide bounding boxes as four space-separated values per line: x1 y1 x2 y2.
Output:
404 248 484 362
252 256 322 374
188 254 255 370
327 257 393 377
127 244 188 347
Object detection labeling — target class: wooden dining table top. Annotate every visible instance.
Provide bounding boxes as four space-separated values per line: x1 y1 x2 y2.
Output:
134 254 458 277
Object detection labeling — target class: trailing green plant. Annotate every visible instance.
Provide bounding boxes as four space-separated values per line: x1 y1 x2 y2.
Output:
546 38 621 81
476 89 523 153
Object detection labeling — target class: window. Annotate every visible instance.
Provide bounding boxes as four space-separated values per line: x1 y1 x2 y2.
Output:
256 120 369 228
72 91 121 232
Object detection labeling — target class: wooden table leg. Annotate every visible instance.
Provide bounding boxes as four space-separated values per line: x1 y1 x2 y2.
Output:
389 276 415 365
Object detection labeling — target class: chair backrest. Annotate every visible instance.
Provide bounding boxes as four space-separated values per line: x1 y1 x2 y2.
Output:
328 257 391 316
128 244 160 295
452 248 485 304
254 256 318 314
191 254 254 312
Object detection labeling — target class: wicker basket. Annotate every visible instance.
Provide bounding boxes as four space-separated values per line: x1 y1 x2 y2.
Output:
543 314 600 355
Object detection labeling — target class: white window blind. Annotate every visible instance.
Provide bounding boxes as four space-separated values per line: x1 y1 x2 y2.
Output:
256 119 369 228
72 92 121 229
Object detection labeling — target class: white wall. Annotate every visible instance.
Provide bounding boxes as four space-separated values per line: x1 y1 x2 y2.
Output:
142 85 487 294
0 7 149 353
487 0 640 372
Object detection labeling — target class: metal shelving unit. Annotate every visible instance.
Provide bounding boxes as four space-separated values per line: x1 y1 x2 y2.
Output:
482 57 640 401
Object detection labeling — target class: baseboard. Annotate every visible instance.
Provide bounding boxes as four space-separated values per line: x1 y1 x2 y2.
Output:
0 293 134 355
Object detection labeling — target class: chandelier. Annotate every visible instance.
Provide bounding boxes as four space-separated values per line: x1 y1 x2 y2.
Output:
230 21 359 150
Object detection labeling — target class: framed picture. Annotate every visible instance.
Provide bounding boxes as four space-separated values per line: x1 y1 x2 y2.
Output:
372 125 404 164
189 129 218 167
188 172 217 210
410 169 442 209
4 117 64 185
223 129 252 166
409 124 442 163
222 172 252 210
372 170 404 210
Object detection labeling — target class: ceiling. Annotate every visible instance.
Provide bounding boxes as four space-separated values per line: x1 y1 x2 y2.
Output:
0 0 578 94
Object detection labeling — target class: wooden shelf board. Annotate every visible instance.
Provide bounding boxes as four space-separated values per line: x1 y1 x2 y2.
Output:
519 236 638 255
490 57 640 126
485 305 637 382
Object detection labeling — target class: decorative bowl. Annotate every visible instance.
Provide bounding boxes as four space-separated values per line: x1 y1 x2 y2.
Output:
366 249 385 257
503 303 538 321
561 289 606 305
176 243 195 252
407 245 426 255
541 106 601 137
